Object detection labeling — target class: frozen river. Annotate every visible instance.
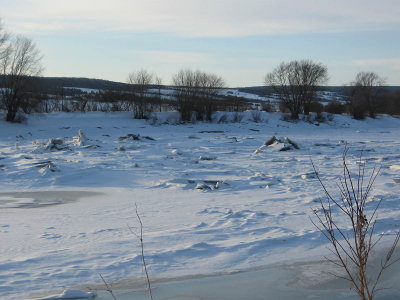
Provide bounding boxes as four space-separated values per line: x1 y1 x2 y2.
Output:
1 111 400 299
89 252 400 300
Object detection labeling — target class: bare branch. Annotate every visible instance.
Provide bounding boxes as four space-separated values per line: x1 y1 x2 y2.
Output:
311 147 399 299
99 273 117 300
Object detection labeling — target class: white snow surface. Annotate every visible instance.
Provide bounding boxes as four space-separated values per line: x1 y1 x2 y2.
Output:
63 87 100 94
0 111 400 299
218 89 276 102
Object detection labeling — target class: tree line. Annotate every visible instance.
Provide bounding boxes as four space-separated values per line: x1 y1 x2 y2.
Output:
0 20 399 122
264 60 399 120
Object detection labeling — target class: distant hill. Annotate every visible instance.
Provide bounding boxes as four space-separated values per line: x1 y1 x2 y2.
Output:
238 85 400 97
17 76 400 96
33 77 132 93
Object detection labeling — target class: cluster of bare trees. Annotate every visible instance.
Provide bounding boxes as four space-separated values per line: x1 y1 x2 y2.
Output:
124 63 393 122
264 59 393 120
0 22 43 121
172 69 225 121
125 68 225 121
127 69 164 119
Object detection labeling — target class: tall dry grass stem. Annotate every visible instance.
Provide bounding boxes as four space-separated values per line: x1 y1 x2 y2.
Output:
311 147 399 300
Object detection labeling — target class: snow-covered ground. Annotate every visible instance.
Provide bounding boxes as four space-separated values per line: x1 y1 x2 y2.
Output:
218 89 277 102
0 111 399 299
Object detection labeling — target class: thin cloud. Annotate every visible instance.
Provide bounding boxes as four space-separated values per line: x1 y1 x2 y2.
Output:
137 50 212 64
353 58 400 70
2 0 399 37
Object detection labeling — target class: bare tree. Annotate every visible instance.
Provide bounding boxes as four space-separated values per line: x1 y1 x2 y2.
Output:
265 60 328 119
127 69 154 119
172 69 225 121
349 72 386 119
312 148 399 299
0 36 43 121
200 72 225 120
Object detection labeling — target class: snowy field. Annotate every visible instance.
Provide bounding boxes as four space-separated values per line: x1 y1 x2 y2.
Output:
0 111 400 299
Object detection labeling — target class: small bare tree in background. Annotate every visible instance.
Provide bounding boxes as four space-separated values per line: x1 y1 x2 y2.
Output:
127 69 154 119
265 60 328 119
172 69 197 121
312 148 399 300
0 35 43 121
200 72 225 121
349 72 386 119
154 76 163 112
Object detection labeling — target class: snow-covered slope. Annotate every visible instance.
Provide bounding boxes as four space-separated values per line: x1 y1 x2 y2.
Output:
0 111 399 299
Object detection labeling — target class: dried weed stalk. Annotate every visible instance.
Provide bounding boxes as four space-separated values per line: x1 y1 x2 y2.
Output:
100 203 154 300
130 203 154 300
99 273 117 300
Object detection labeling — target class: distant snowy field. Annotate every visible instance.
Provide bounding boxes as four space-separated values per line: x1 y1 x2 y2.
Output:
0 111 399 299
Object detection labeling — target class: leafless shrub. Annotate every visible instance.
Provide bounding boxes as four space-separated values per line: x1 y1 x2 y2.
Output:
326 113 334 122
325 100 346 115
311 148 400 299
262 101 274 112
280 113 297 122
147 113 159 126
172 69 225 121
304 112 326 123
232 112 244 123
250 110 262 123
315 112 327 123
190 111 197 123
309 101 324 114
217 113 228 123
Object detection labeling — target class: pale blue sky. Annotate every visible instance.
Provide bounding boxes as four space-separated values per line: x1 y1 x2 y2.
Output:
1 0 399 87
